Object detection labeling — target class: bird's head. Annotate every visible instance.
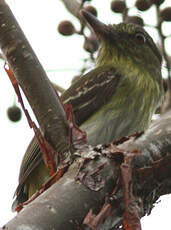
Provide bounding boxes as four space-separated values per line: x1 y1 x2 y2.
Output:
80 10 162 80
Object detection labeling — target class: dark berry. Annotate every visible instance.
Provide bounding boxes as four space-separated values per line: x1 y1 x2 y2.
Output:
126 16 144 26
7 106 22 122
160 7 171 22
58 20 75 36
83 34 99 53
135 0 152 11
83 5 98 17
111 0 126 13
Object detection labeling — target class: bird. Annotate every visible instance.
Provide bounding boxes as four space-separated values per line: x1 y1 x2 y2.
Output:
12 10 163 211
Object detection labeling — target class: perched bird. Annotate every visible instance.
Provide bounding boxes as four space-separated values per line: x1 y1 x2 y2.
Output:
12 10 163 211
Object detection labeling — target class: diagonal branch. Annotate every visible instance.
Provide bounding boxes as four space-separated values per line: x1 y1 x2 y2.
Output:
0 0 70 154
2 110 171 229
60 0 81 18
0 1 170 230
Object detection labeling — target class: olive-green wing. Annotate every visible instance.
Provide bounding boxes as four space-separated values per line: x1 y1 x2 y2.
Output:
13 136 43 198
14 66 121 200
61 66 121 126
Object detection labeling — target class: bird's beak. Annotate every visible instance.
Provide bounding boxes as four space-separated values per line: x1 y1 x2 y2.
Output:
80 10 117 40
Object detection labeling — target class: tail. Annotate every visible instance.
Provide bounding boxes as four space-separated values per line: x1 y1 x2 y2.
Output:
11 186 28 212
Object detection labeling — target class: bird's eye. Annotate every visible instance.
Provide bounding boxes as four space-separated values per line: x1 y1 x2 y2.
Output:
135 33 146 44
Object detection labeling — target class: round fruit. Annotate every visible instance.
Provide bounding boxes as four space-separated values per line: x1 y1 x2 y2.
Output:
58 20 75 36
135 0 152 11
111 0 126 13
160 7 171 22
125 16 144 26
83 5 98 17
83 34 99 53
7 106 22 122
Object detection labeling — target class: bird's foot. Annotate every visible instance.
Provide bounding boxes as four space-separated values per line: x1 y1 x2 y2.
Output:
65 104 87 149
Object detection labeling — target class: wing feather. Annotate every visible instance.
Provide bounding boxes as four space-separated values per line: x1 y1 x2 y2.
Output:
62 66 121 125
15 66 121 197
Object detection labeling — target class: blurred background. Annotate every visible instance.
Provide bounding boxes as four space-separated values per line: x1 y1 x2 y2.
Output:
0 0 170 228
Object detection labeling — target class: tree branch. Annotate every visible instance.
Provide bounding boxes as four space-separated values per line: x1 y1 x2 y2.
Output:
60 0 81 18
0 1 170 229
2 110 171 229
0 0 70 154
